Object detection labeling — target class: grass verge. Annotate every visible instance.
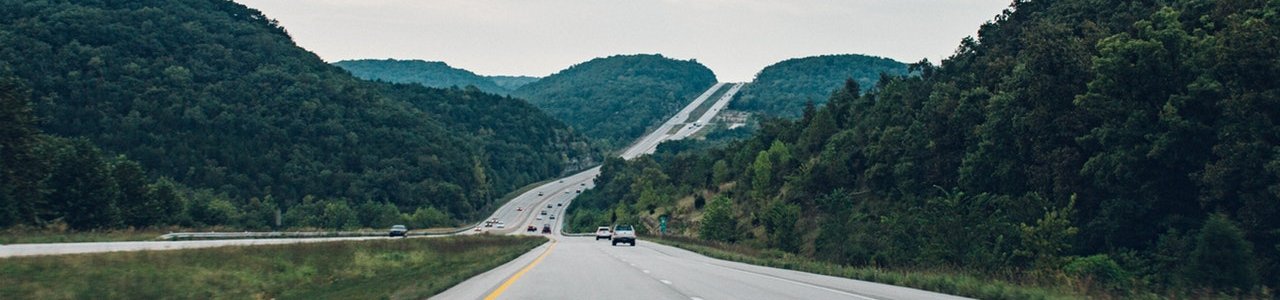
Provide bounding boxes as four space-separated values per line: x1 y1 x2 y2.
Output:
1 227 179 244
1 235 546 299
646 235 1081 300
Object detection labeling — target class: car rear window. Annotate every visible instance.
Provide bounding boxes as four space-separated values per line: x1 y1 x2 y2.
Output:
615 225 633 231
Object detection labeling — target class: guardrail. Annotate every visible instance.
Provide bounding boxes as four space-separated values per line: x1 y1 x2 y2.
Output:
157 221 483 241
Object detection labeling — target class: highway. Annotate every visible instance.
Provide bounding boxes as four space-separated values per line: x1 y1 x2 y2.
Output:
438 82 967 300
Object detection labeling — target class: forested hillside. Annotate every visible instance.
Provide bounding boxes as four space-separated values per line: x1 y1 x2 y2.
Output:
568 0 1279 296
0 0 594 230
333 59 516 95
513 54 717 150
732 54 907 117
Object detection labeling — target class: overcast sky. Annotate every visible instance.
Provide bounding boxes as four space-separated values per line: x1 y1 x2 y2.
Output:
233 0 1011 82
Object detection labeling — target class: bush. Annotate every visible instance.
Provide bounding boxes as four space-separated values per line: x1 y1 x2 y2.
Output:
1187 213 1257 294
1064 254 1131 292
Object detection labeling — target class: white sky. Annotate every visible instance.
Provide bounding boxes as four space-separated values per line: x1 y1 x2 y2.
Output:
233 0 1011 82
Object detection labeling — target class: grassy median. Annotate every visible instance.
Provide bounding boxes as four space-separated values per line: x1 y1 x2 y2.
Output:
0 235 546 299
647 235 1082 300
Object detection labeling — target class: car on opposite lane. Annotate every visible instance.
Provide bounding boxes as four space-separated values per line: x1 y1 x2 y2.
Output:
389 225 408 237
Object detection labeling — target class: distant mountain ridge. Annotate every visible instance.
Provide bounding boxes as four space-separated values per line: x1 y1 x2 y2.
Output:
334 59 536 95
733 54 908 117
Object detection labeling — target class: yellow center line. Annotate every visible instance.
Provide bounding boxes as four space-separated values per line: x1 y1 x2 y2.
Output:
484 239 558 300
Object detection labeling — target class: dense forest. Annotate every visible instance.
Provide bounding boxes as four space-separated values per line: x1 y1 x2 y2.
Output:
732 54 908 118
568 0 1279 296
512 54 718 150
0 0 595 230
333 59 526 95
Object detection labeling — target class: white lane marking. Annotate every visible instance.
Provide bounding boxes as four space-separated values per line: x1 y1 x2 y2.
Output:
660 280 672 285
630 263 636 267
643 270 650 274
691 298 704 300
701 261 878 300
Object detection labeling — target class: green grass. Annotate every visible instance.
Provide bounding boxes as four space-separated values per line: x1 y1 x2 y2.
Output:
0 235 546 299
646 235 1082 300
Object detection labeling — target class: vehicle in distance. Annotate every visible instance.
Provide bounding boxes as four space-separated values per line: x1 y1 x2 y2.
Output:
576 190 581 193
547 204 552 208
496 222 506 228
542 224 552 234
612 225 636 246
526 225 537 232
595 226 612 240
389 225 407 237
557 202 562 207
536 215 544 220
549 214 556 220
538 192 543 196
541 210 547 215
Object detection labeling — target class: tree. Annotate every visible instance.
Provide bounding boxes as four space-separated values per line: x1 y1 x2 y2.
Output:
111 159 151 228
763 200 801 252
0 77 39 226
44 139 119 230
700 195 735 242
1188 213 1257 293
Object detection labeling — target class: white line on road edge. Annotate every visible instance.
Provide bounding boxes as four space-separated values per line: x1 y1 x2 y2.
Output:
701 261 879 300
660 280 673 285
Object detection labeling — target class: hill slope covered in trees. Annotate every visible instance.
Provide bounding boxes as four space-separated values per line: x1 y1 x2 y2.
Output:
333 59 522 95
567 0 1279 297
732 54 908 117
0 0 594 230
512 54 717 150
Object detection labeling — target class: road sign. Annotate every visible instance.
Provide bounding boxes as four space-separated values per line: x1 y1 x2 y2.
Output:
659 216 668 234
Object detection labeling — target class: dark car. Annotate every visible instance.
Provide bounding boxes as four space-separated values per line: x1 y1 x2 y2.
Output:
526 225 537 232
389 225 408 237
541 224 552 234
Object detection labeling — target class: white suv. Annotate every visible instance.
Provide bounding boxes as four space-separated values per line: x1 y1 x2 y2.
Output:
611 225 636 246
595 226 612 240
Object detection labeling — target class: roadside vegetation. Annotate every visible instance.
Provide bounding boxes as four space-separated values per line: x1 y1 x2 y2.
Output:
0 235 546 299
647 235 1074 300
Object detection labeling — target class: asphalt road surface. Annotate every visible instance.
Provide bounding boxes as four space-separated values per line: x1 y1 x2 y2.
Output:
439 83 968 299
433 236 968 300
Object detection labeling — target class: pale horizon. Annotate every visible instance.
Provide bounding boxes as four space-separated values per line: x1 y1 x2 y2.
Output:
234 0 1012 82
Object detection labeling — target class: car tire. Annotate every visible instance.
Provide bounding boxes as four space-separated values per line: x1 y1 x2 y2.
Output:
611 241 617 246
